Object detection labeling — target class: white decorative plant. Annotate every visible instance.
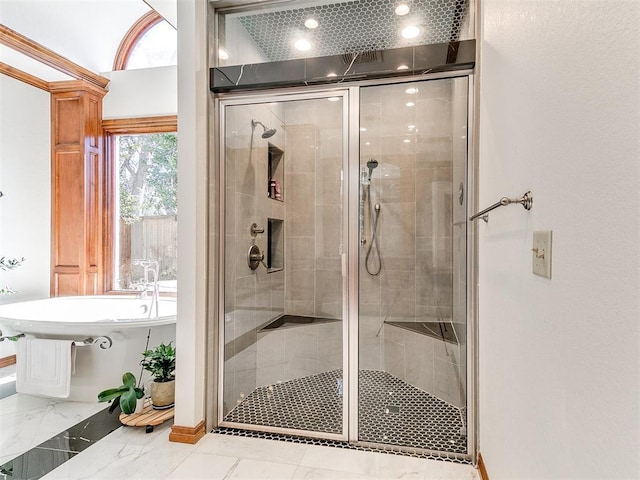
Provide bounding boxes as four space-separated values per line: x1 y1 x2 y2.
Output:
0 256 24 295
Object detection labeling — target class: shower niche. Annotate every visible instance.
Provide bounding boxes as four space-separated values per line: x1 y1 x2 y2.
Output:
267 143 284 201
266 218 283 272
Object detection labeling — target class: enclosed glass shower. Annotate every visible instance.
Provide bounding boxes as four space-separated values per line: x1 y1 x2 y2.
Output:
218 75 471 457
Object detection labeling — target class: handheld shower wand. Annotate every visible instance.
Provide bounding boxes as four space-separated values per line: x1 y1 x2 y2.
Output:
361 158 382 275
366 158 378 182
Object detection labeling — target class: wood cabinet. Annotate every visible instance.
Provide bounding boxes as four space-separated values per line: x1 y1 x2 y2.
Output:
50 81 106 296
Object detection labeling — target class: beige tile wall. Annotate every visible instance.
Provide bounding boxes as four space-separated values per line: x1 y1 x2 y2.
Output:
359 78 467 408
223 98 344 413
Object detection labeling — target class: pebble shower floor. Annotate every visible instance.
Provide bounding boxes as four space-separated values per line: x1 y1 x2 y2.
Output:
223 369 467 455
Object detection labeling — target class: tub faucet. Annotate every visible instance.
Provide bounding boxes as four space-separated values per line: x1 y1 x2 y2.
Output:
133 259 159 318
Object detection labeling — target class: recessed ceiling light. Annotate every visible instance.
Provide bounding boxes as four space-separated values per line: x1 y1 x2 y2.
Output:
408 124 416 130
403 139 411 143
397 64 409 70
328 97 341 102
294 39 312 51
360 127 367 132
327 72 337 77
401 25 420 39
395 3 410 16
406 101 415 107
365 141 371 145
219 48 229 60
304 18 319 29
405 87 419 94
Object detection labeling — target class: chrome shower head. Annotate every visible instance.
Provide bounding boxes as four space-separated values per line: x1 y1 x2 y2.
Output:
262 128 277 139
366 158 378 180
252 119 277 139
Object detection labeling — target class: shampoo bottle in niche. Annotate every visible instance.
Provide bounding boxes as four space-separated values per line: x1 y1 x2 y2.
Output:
274 180 282 200
269 179 276 198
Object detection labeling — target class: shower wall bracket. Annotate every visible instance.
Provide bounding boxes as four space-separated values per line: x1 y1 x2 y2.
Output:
250 223 264 238
469 191 533 222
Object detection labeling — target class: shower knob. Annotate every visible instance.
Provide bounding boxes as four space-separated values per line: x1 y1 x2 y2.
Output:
247 244 264 270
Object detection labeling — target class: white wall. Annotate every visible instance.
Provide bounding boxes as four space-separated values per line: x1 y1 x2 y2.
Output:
173 0 208 429
478 1 640 478
0 75 50 356
103 66 177 119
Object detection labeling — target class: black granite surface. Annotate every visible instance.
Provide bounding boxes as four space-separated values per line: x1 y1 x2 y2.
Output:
0 407 122 480
211 40 475 92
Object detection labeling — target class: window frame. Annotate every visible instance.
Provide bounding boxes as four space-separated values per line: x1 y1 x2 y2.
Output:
102 115 178 295
112 10 164 71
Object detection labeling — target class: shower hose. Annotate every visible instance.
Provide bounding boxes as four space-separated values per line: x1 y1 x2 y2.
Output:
365 202 382 276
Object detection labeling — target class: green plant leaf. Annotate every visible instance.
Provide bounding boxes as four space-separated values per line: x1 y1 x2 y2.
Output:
122 372 136 388
98 387 127 403
120 386 138 414
140 342 176 382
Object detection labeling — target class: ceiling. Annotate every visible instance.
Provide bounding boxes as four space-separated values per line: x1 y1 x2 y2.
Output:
0 0 467 82
223 0 469 63
0 0 175 82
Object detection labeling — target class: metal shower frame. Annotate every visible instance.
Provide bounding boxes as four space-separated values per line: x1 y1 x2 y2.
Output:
212 71 477 463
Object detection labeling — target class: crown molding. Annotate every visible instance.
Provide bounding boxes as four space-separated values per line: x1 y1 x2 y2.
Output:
0 61 49 91
48 79 108 97
0 23 109 89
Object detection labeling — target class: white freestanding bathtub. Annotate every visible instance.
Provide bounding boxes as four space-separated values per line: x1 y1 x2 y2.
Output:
0 296 176 402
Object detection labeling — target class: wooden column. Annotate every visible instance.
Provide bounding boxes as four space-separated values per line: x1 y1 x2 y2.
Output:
50 80 106 296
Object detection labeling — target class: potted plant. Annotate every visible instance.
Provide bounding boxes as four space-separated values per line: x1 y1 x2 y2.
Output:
140 342 176 409
97 372 145 414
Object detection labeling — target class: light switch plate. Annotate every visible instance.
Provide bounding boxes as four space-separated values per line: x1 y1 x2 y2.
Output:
532 230 552 279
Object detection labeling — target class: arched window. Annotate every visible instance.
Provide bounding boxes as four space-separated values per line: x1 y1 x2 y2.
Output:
113 11 177 71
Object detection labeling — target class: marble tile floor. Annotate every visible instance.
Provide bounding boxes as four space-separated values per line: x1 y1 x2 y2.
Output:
41 425 480 480
1 406 122 479
0 367 479 479
1 401 479 479
0 392 107 466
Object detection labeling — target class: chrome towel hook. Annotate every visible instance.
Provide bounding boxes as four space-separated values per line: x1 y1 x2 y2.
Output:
470 191 533 222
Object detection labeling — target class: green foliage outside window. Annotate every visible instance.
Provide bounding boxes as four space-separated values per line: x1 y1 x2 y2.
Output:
118 133 177 225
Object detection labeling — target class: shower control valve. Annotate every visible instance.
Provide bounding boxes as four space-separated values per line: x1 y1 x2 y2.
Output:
247 244 265 270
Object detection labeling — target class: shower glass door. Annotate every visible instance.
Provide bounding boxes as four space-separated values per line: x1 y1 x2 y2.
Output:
219 92 347 439
218 76 472 455
357 77 469 454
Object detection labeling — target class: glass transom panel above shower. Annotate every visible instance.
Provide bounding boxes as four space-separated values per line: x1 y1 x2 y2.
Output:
217 76 470 458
